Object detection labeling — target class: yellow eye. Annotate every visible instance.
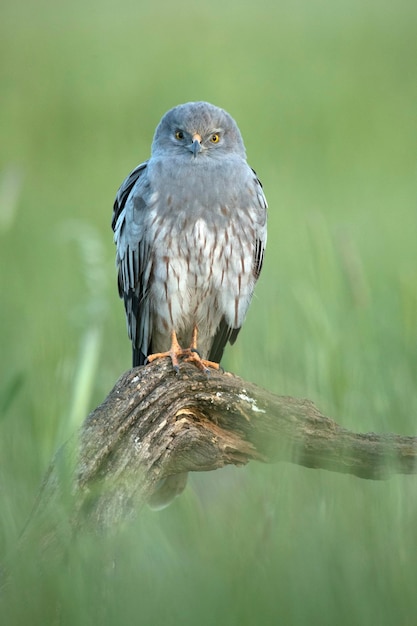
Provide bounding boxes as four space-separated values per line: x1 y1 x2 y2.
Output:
210 133 220 143
175 130 184 140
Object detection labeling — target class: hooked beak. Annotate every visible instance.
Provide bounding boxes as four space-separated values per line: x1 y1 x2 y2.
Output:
189 133 202 157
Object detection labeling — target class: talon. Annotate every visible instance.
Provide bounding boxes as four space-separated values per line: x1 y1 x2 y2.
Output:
184 352 219 373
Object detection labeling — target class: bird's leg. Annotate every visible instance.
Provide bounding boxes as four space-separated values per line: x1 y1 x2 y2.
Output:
146 327 220 373
190 325 199 352
146 330 184 372
185 325 220 372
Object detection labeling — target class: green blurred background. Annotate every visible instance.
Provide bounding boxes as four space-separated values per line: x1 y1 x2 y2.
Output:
1 0 417 623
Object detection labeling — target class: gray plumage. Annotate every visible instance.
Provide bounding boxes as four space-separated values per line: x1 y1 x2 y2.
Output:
112 101 267 369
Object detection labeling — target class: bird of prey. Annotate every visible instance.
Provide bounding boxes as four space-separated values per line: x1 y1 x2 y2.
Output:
112 101 267 374
112 102 267 508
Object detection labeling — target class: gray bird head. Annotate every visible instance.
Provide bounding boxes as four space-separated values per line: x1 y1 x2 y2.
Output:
151 101 246 161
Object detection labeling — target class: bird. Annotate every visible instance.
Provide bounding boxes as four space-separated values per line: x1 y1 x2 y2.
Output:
112 101 267 507
112 101 267 370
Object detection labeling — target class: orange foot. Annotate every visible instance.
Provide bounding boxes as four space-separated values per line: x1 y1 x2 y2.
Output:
146 328 220 373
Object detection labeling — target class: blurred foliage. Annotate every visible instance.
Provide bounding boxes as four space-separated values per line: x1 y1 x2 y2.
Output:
1 0 417 623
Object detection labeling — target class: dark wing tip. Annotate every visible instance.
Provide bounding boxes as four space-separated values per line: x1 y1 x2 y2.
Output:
208 318 241 364
133 347 147 367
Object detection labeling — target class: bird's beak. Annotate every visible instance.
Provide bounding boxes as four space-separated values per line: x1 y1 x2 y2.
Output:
189 133 202 157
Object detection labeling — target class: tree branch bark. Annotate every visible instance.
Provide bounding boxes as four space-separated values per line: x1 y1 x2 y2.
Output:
52 359 417 529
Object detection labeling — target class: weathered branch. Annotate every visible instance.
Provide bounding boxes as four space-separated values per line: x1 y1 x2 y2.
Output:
56 359 417 529
21 357 416 547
